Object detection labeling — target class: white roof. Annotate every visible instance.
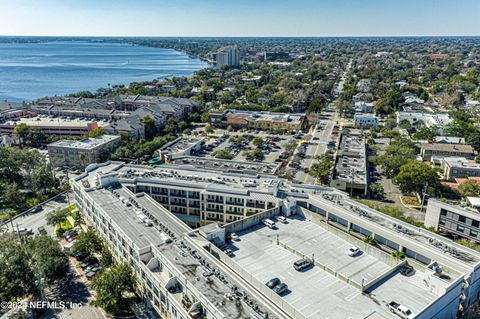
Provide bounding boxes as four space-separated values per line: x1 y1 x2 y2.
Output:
467 197 480 208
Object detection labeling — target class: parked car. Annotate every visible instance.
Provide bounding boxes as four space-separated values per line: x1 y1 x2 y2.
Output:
265 278 281 289
228 233 239 241
262 219 276 229
347 247 361 257
30 205 42 213
400 264 415 277
81 257 98 269
224 248 234 257
38 226 47 235
276 215 287 223
15 228 33 235
387 301 414 319
272 283 288 295
293 259 313 271
85 271 96 279
75 252 89 261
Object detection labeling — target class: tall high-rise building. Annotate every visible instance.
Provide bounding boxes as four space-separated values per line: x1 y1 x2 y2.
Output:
215 45 240 68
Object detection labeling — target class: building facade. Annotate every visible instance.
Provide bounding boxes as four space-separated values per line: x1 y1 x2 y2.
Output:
48 135 121 168
72 161 480 319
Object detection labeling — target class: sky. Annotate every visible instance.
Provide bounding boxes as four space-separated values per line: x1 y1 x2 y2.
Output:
0 0 479 37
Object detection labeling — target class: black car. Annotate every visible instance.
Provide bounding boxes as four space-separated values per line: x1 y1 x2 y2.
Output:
38 226 47 235
81 257 98 268
272 283 288 295
400 264 415 276
75 252 89 261
266 278 281 289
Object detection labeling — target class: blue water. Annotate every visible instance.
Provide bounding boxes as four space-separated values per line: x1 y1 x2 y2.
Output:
0 41 208 101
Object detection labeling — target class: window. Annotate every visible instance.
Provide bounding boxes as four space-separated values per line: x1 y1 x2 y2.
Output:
459 215 466 223
470 229 478 237
439 218 446 226
457 224 465 232
440 209 448 217
472 220 479 228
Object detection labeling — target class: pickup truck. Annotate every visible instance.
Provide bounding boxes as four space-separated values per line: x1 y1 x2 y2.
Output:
387 301 414 319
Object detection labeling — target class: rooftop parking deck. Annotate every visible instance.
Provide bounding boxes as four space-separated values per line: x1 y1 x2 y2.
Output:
226 216 440 319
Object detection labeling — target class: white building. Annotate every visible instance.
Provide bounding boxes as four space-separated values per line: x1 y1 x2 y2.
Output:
354 113 378 128
71 161 480 319
396 112 453 134
215 46 240 68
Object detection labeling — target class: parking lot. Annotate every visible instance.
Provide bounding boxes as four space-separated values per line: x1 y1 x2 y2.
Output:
226 216 438 318
201 130 296 165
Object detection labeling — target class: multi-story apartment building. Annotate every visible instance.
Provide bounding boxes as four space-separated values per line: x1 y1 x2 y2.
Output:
72 161 480 319
425 198 480 243
214 46 240 68
48 135 121 168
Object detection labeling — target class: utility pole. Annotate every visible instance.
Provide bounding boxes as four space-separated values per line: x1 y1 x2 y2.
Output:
420 182 429 212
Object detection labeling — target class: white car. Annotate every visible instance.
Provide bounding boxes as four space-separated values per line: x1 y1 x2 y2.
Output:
229 233 239 241
347 246 360 257
276 215 287 223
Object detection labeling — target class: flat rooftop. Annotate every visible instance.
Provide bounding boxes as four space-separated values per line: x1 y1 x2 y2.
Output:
48 135 120 150
80 162 281 199
171 156 279 175
85 186 279 319
1 115 109 128
161 137 204 154
226 216 440 319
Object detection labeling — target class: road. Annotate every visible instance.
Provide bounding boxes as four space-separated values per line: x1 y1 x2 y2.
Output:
295 59 353 185
2 193 72 236
295 110 336 184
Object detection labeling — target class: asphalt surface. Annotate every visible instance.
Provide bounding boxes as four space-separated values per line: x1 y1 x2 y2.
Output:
294 110 337 184
2 193 72 236
294 59 352 185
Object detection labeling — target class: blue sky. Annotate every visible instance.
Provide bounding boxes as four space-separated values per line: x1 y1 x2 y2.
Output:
0 0 479 36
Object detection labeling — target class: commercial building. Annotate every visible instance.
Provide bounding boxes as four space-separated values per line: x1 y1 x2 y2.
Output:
330 129 368 196
0 115 109 137
420 143 475 161
158 137 205 161
210 109 313 132
353 113 378 128
444 158 480 181
425 198 480 243
72 161 480 319
215 46 240 68
48 135 121 168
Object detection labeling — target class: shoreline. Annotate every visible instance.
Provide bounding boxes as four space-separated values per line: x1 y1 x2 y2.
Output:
0 41 211 102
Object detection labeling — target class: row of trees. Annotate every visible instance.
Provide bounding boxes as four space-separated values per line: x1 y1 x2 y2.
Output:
0 233 69 303
0 147 58 213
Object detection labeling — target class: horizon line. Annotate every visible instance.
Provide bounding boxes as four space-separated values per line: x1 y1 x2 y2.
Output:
1 34 480 38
